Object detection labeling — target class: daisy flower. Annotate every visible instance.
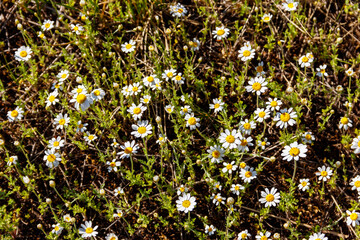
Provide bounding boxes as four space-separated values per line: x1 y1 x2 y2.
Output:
231 184 244 195
346 210 360 227
239 119 256 135
46 91 59 107
57 70 70 82
205 225 216 236
71 85 87 96
177 185 188 196
266 97 282 111
170 3 187 18
51 223 63 235
222 161 238 174
240 166 257 183
151 78 163 91
212 193 224 206
7 156 18 166
308 232 328 240
281 142 307 161
106 233 118 240
141 95 151 104
156 134 167 145
207 145 225 163
48 136 65 150
298 178 310 191
238 41 255 61
350 175 360 191
114 186 124 196
14 46 32 61
143 75 158 87
79 221 98 239
213 182 222 191
117 140 139 159
70 23 84 35
212 26 230 41
162 69 177 81
165 104 174 114
129 82 142 96
23 176 30 184
257 138 270 150
43 148 61 168
255 61 266 76
298 53 314 68
131 120 152 138
180 105 192 115
113 209 123 218
245 76 268 95
7 106 24 122
282 0 298 11
76 120 88 133
274 108 297 129
316 64 328 77
316 166 333 181
302 132 315 144
256 231 272 240
111 139 119 148
189 38 201 51
121 85 131 97
345 68 354 77
107 159 121 172
41 19 54 31
185 113 200 130
128 103 147 120
38 31 45 39
254 108 270 123
238 229 251 240
51 81 63 92
262 13 273 23
70 93 93 111
218 129 241 149
339 116 352 130
237 136 253 152
91 88 105 101
344 101 352 108
79 12 88 21
84 132 97 143
172 73 185 84
351 136 360 154
121 39 136 53
54 113 70 130
259 187 280 207
209 98 224 113
63 214 72 223
176 193 196 213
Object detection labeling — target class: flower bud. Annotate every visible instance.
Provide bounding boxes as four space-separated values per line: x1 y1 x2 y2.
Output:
286 86 294 94
269 156 276 162
17 23 23 30
336 161 341 167
153 212 158 218
330 109 335 114
155 116 161 123
183 45 188 51
14 141 20 146
99 189 105 195
226 197 235 205
153 175 159 182
37 224 42 229
165 28 171 35
187 177 191 181
181 150 186 155
49 180 55 188
46 198 52 204
0 138 4 146
283 222 289 229
148 45 154 51
113 82 119 88
273 233 280 239
80 0 86 7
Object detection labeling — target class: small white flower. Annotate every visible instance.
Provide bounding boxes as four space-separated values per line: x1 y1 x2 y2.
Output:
177 185 188 196
298 178 310 191
239 119 256 135
7 156 18 166
256 231 272 240
302 131 315 144
316 166 333 181
70 24 84 35
129 82 142 96
339 116 352 130
7 106 24 122
255 61 266 76
46 91 59 107
189 38 201 51
41 19 54 31
273 108 297 129
172 73 185 84
259 187 280 207
240 166 257 183
205 225 216 236
113 209 123 218
231 184 244 195
143 75 158 87
57 70 70 82
238 229 251 240
222 161 238 174
350 175 360 191
185 113 200 130
346 210 360 227
79 221 98 239
121 39 136 53
245 76 268 95
282 0 298 11
316 64 328 77
345 68 354 77
107 159 121 172
128 103 147 120
254 108 270 123
212 26 230 41
165 104 174 114
257 138 270 150
212 193 224 206
141 95 152 104
238 41 255 61
15 46 32 62
170 3 187 18
91 88 105 101
298 52 314 68
176 193 196 213
84 132 97 143
117 140 139 159
262 13 273 23
51 223 63 235
209 98 224 113
281 142 308 161
48 136 65 150
266 97 282 111
218 129 241 149
131 120 152 138
114 186 124 196
76 120 88 133
237 136 253 152
162 69 177 81
308 232 328 240
106 233 118 240
43 148 61 168
207 145 225 163
70 93 93 111
180 105 192 115
54 113 70 130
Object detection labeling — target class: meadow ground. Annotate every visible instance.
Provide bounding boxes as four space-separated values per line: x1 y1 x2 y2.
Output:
1 0 360 239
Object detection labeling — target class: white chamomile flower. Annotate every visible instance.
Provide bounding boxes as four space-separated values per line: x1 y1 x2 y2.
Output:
346 210 360 227
257 138 270 150
114 186 124 196
79 221 98 239
316 64 328 77
131 120 152 138
91 88 105 101
345 68 354 77
46 91 59 107
84 132 97 143
212 193 224 206
212 26 230 41
140 95 151 104
107 159 121 172
185 113 200 130
57 70 70 82
51 81 63 92
43 148 61 168
308 232 328 240
51 223 63 235
302 131 315 144
70 92 93 111
38 31 45 39
351 136 360 154
240 166 257 183
7 156 18 166
48 136 65 150
281 142 307 161
231 184 244 195
15 46 32 62
259 187 280 207
162 69 177 81
255 61 266 76
274 108 297 129
63 214 72 223
209 98 224 113
237 136 253 152
177 185 188 196
143 75 158 87
316 165 333 181
239 119 256 135
238 229 251 240
350 175 360 191
344 101 352 108
298 178 310 191
176 193 196 213
111 139 119 148
106 233 118 240
238 41 255 61
172 73 185 84
121 39 136 53
54 113 70 130
121 85 131 97
207 145 225 163
76 120 88 133
205 225 216 236
79 12 88 21
129 82 142 96
165 104 174 114
213 182 222 191
245 76 268 95
117 140 139 159
282 0 298 11
71 85 87 95
113 209 123 218
256 231 272 240
7 106 24 122
298 52 314 68
41 19 54 31
189 38 200 51
222 161 238 174
180 105 192 115
151 78 163 91
339 116 352 130
156 134 167 145
254 108 270 123
127 103 147 120
70 24 84 35
262 13 273 23
266 97 282 111
170 3 187 18
218 129 241 149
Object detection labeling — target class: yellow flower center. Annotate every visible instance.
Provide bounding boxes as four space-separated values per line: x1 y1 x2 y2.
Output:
245 171 252 178
126 44 132 49
73 26 79 31
288 3 294 8
133 107 141 114
117 212 122 217
261 141 266 146
243 50 251 57
11 110 19 117
78 124 83 128
175 75 182 81
76 88 83 93
55 84 60 89
53 141 59 147
61 74 67 79
147 76 154 82
158 137 164 142
183 108 188 113
321 171 328 177
305 134 312 140
265 193 274 202
166 72 173 78
256 66 263 72
315 238 321 240
341 117 349 124
350 212 358 220
59 119 66 125
225 135 235 143
270 101 277 107
301 181 307 187
49 95 55 102
240 162 246 168
263 16 270 22
88 135 94 140
110 162 116 167
179 187 185 192
132 86 138 92
45 23 51 28
302 56 309 63
144 98 149 103
214 103 220 109
188 117 196 125
252 82 261 91
65 217 70 222
217 29 225 36
39 33 45 38
243 123 251 130
94 90 100 96
212 150 220 158
261 236 268 240
226 164 233 170
20 51 28 57
235 186 240 191
320 69 325 73
124 147 133 154
289 147 300 156
9 157 14 162
208 227 212 232
178 8 184 13
81 16 86 21
85 227 93 234
280 112 290 122
76 94 87 104
258 111 266 118
167 108 173 113
240 139 248 146
47 154 56 162
355 181 360 188
110 237 116 240
182 200 191 208
241 233 247 238
137 126 147 134
54 226 59 231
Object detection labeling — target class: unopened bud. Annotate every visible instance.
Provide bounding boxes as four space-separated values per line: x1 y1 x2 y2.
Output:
46 198 52 204
99 189 105 195
165 28 171 35
227 197 235 205
49 180 55 187
153 175 159 182
14 141 20 146
37 224 42 229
